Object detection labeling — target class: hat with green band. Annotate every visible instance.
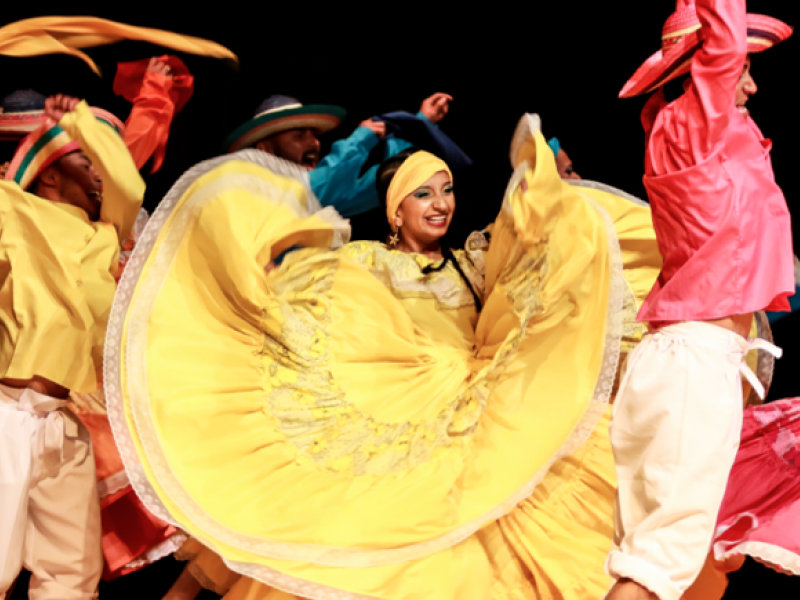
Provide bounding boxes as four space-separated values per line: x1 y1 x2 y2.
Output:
223 94 345 153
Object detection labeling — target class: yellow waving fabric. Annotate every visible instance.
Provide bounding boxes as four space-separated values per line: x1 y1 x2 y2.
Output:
0 16 237 75
107 116 623 599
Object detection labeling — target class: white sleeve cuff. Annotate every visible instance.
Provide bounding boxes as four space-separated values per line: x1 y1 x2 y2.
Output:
605 551 684 600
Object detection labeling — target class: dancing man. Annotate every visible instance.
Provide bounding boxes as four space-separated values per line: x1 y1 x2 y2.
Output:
607 1 794 599
0 95 144 599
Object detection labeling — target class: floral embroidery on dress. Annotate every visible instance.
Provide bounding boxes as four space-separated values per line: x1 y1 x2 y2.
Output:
261 228 549 477
339 241 483 310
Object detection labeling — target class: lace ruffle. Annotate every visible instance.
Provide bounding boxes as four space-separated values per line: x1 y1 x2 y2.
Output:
569 179 650 208
718 541 800 576
121 530 189 571
97 470 130 499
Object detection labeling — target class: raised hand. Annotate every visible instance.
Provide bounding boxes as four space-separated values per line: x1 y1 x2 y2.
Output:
146 57 174 79
44 94 81 124
359 118 387 138
420 93 453 124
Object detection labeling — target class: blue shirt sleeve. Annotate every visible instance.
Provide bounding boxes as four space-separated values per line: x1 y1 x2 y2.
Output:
383 112 438 158
310 127 381 217
310 113 440 218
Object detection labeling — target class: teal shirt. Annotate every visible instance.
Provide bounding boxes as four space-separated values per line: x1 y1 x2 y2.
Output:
309 113 429 217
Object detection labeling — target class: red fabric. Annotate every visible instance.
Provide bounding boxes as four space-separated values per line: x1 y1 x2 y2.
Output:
113 55 194 173
713 398 800 574
638 0 793 325
101 490 178 580
76 413 125 483
75 411 177 579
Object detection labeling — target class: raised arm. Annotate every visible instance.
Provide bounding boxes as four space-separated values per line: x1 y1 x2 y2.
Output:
310 124 384 217
123 58 177 172
53 97 145 243
687 0 748 155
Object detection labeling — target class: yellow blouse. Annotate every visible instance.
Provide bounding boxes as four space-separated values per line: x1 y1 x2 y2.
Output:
0 101 144 392
339 241 483 352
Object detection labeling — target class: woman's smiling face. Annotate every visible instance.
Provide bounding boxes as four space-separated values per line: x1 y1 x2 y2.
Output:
395 170 454 247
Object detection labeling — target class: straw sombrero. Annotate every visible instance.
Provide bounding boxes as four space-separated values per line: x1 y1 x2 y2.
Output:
223 95 345 153
0 90 46 141
620 0 792 98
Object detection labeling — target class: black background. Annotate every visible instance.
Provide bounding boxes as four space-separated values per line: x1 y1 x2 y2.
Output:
3 2 799 597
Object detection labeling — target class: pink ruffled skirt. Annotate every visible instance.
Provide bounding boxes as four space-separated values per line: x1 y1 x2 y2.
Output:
714 397 800 575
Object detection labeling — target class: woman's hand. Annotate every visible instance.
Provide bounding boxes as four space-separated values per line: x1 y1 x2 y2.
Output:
420 93 453 124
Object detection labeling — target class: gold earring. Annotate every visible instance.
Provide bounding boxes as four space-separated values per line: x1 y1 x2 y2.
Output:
389 226 400 248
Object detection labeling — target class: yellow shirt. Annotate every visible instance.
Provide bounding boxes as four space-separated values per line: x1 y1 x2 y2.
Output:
0 101 144 392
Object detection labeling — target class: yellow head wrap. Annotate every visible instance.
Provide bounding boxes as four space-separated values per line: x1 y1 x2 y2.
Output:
386 151 452 232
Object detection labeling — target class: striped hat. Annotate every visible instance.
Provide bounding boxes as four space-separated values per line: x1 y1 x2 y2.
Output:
4 107 125 190
620 0 793 98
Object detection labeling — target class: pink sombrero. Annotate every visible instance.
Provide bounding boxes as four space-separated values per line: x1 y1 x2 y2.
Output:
620 0 793 98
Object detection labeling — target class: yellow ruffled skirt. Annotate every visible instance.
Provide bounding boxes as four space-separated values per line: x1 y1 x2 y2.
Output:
217 406 616 600
107 120 626 599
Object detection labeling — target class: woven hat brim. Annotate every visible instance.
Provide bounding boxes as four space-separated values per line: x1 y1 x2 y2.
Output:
621 14 793 99
223 105 346 154
0 111 45 139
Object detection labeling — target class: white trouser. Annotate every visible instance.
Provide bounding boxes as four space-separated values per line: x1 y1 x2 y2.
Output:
605 321 780 600
0 384 102 600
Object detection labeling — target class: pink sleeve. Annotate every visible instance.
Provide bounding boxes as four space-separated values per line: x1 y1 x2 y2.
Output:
684 0 748 158
123 72 176 172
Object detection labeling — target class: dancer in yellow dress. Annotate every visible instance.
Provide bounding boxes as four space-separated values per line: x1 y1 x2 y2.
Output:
106 114 645 599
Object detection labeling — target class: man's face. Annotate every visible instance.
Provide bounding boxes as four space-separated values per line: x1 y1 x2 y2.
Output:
555 149 580 180
54 151 104 220
735 56 757 118
260 127 322 170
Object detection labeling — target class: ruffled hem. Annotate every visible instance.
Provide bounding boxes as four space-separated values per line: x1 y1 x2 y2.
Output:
98 470 130 499
717 541 800 577
120 531 189 572
711 397 800 580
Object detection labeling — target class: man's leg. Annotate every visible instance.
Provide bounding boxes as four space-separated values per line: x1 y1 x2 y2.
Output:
0 398 36 598
24 409 102 600
606 324 744 600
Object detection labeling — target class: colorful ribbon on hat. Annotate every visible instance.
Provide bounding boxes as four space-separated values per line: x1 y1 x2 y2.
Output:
386 151 452 232
0 16 237 75
4 108 123 190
